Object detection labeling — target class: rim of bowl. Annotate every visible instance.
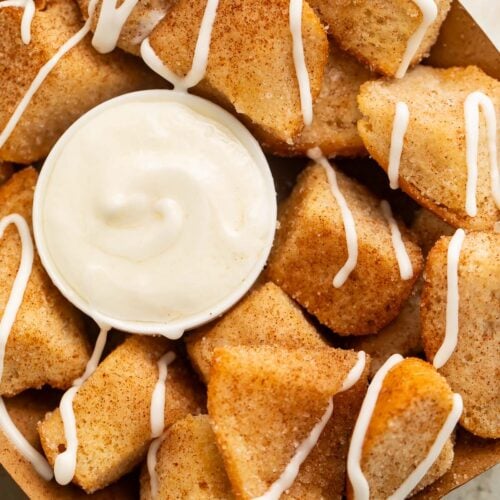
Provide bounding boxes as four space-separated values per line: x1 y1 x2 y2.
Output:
33 89 277 338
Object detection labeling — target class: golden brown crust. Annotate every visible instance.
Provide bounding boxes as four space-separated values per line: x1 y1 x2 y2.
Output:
343 278 423 377
149 0 328 145
259 41 374 157
421 232 500 438
0 168 90 397
0 162 13 186
208 345 369 499
0 0 164 164
186 282 328 383
427 0 500 80
357 65 500 231
78 0 176 56
308 0 452 76
38 336 205 493
267 164 423 335
411 208 454 256
350 358 455 499
140 415 234 500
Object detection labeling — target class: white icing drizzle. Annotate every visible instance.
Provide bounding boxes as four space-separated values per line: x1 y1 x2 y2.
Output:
0 214 53 480
433 228 465 370
347 353 404 500
0 0 35 44
150 351 176 439
289 0 313 126
147 350 176 499
464 91 500 217
140 0 220 92
92 0 139 53
395 0 438 78
0 0 98 151
54 323 110 485
380 200 413 281
255 352 366 500
308 147 358 288
388 102 410 190
387 393 463 500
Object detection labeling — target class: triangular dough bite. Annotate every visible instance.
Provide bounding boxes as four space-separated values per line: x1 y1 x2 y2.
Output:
140 415 234 500
421 232 500 438
0 0 163 163
77 0 175 56
307 0 451 76
358 65 500 231
267 164 423 335
428 0 500 80
349 358 456 499
0 168 90 397
262 41 375 157
186 282 328 383
148 0 328 145
208 346 369 499
39 336 205 493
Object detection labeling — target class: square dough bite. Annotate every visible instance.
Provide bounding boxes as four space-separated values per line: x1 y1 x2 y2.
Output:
357 65 500 231
260 40 375 158
186 281 328 383
0 167 90 397
0 0 163 164
140 414 233 500
148 0 328 146
307 0 452 76
348 358 456 499
208 345 370 499
38 336 205 493
421 232 500 439
267 164 423 335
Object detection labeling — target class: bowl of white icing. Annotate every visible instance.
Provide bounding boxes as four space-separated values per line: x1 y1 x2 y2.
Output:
33 90 277 338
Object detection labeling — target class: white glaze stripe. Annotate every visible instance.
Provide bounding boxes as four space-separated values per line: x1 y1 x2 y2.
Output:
0 0 98 151
147 434 165 499
388 393 463 500
0 215 34 383
433 229 465 369
308 147 358 288
380 200 413 280
388 102 410 190
289 0 313 126
54 323 110 485
0 397 53 480
464 91 499 216
0 214 53 480
92 0 139 53
255 352 366 500
0 0 35 44
140 0 220 92
395 0 438 78
150 351 176 438
347 353 404 500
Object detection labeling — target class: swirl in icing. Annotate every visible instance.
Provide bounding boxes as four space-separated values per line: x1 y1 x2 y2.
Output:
395 0 438 78
463 91 499 217
0 214 53 480
54 324 110 485
433 228 465 370
0 0 35 44
141 0 220 92
308 147 358 288
380 200 413 281
255 352 366 500
147 350 177 498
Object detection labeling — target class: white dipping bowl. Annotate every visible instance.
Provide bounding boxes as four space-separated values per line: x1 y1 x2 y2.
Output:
33 90 277 339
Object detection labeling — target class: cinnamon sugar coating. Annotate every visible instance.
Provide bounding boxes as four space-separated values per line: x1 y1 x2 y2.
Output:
0 168 90 397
